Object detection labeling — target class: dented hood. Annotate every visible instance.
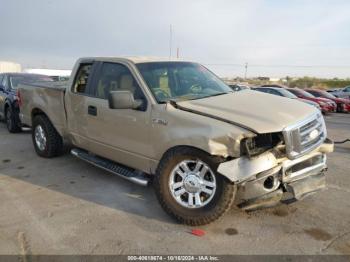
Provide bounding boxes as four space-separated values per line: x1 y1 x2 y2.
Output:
177 90 317 134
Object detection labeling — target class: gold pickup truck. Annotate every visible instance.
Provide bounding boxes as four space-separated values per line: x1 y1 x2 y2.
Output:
18 57 334 225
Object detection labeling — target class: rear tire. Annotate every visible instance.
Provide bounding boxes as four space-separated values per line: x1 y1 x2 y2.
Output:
32 114 63 158
154 147 236 225
5 106 22 133
337 103 342 113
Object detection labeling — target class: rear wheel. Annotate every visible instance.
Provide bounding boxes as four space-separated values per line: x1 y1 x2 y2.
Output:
154 147 236 225
5 107 21 133
32 115 63 158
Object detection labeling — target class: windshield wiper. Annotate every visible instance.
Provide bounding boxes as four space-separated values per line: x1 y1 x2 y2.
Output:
210 91 232 97
189 92 231 101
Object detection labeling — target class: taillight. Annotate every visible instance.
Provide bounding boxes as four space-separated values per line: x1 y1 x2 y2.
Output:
16 90 22 107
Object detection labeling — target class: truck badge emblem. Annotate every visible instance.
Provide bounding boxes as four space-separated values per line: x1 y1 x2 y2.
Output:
152 118 168 126
309 129 319 140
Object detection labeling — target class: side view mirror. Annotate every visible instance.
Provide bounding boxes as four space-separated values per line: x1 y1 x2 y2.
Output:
108 90 143 110
0 84 5 92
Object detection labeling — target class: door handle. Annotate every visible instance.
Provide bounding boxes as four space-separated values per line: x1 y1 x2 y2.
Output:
88 105 97 116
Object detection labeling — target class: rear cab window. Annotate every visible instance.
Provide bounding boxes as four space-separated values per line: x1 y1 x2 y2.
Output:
72 64 93 94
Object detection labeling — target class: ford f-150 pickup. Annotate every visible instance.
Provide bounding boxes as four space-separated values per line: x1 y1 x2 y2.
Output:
18 57 334 225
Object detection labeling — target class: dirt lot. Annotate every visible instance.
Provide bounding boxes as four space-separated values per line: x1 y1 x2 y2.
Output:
0 113 349 255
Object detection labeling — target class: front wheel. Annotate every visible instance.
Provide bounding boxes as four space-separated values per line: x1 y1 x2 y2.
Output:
154 147 236 225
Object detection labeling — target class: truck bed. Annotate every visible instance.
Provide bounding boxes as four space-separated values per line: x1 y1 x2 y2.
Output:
19 83 67 135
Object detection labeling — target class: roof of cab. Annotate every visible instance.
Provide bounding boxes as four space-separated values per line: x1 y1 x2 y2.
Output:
78 56 191 64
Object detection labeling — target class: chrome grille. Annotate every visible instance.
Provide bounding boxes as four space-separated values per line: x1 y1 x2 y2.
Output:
283 113 326 159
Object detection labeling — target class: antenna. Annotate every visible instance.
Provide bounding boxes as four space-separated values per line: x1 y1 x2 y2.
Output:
169 24 173 59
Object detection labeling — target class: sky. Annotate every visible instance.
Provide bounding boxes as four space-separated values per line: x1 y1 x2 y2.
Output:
1 0 350 78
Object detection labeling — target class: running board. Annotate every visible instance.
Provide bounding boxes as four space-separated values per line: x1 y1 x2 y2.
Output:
71 148 150 186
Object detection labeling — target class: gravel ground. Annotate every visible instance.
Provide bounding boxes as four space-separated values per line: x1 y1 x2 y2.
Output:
0 113 349 255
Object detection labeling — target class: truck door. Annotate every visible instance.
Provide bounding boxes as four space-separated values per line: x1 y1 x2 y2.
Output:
64 62 97 148
83 62 152 173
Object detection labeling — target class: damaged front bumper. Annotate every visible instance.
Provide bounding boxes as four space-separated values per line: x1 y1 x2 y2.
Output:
217 139 334 211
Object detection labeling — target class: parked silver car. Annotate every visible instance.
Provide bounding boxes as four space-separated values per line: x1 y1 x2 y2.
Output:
327 86 350 99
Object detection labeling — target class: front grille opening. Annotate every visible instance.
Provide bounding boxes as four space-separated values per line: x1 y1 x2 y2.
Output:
300 119 318 133
285 155 323 175
300 125 323 141
301 132 324 149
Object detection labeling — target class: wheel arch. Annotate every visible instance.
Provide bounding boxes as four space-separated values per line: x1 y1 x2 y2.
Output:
31 108 56 131
155 145 228 174
159 145 221 161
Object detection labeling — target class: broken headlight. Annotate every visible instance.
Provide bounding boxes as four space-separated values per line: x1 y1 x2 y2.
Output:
241 133 283 158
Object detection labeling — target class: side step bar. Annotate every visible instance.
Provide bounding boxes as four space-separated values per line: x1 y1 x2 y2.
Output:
71 148 150 186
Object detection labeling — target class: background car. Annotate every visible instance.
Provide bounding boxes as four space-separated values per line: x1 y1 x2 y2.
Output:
0 73 53 132
253 87 321 111
228 84 250 92
327 86 350 99
286 88 336 114
260 84 288 89
305 89 350 113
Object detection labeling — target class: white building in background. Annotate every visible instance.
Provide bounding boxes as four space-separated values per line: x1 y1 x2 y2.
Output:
24 68 71 81
0 61 21 73
269 78 281 82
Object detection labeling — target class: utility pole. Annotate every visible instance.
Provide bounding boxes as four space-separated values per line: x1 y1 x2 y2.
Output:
244 62 248 79
169 24 173 59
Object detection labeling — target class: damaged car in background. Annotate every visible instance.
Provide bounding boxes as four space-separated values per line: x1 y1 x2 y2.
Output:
18 57 334 225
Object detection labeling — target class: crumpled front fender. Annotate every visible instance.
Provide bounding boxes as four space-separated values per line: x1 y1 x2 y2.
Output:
217 151 278 183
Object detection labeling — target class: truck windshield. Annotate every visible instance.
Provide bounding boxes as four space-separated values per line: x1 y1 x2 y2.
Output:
136 62 232 102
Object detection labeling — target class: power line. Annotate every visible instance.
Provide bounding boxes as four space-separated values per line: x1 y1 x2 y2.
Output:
204 63 350 68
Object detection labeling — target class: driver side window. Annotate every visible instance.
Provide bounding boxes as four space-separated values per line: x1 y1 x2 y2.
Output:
93 62 147 110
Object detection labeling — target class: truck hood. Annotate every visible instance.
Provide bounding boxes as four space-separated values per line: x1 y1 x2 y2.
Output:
176 90 317 134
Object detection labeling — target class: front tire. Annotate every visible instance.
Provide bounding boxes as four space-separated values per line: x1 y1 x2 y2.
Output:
154 147 236 225
32 115 63 158
5 107 22 133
